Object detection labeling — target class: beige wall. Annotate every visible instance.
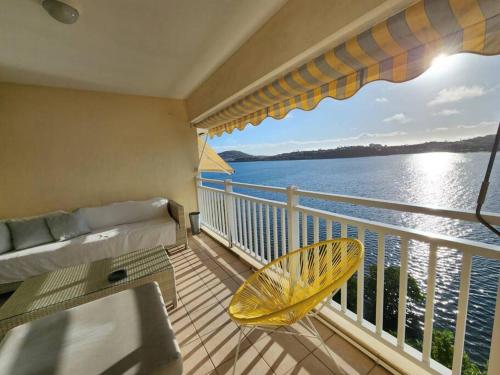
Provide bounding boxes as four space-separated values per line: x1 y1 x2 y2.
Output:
187 0 411 121
0 83 198 222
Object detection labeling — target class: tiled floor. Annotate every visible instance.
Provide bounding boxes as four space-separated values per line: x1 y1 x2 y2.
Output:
168 232 392 375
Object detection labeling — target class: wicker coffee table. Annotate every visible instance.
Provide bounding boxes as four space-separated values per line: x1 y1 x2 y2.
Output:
0 245 177 335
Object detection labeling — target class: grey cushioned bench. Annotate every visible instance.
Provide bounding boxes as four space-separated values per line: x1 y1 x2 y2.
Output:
0 282 182 375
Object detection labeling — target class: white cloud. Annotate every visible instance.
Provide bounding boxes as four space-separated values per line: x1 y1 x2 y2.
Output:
429 121 496 132
434 109 461 116
428 85 486 106
383 113 412 124
456 121 496 129
375 97 388 103
431 127 450 132
283 113 294 120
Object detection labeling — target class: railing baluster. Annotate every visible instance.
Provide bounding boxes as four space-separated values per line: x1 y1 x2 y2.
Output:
266 205 271 262
224 180 235 246
357 227 365 323
376 232 385 335
422 244 438 364
236 198 242 247
452 252 472 375
281 207 286 255
221 192 226 234
197 185 203 223
488 275 500 375
313 216 320 280
397 238 409 348
341 222 348 313
287 186 299 251
220 192 227 236
253 202 258 258
326 220 332 240
248 201 253 255
211 191 217 231
273 206 278 260
207 190 213 230
313 216 319 243
248 200 253 252
259 203 264 261
214 191 220 233
242 199 248 252
302 213 308 247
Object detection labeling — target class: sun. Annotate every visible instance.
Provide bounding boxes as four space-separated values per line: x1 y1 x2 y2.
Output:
431 53 449 68
422 53 458 79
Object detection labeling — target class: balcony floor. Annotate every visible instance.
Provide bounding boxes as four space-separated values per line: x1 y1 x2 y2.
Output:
169 232 393 375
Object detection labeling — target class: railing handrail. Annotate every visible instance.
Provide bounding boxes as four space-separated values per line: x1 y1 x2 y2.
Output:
296 205 500 259
197 177 500 226
198 183 500 259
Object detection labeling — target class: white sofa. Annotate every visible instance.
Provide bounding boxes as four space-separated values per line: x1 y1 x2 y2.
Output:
0 198 187 293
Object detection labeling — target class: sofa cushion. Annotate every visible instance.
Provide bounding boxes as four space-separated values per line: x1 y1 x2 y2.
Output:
0 222 11 254
76 197 170 230
46 212 91 241
0 282 183 375
0 217 177 284
7 217 54 250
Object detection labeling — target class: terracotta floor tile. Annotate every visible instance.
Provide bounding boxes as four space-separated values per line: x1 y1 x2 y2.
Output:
199 264 232 283
215 345 274 375
284 352 333 375
189 303 232 337
178 278 207 298
253 331 310 374
231 270 253 284
170 306 199 346
181 289 220 312
281 318 334 352
206 277 239 305
244 328 272 345
218 259 251 276
368 365 392 375
182 338 217 375
201 321 253 367
312 335 375 375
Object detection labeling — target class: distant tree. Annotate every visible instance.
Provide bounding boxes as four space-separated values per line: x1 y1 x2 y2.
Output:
333 265 487 374
431 329 486 375
333 265 423 336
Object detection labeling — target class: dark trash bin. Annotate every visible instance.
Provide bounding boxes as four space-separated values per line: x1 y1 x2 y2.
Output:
189 212 201 235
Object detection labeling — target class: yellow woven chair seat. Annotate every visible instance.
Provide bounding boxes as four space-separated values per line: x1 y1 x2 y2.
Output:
229 238 364 326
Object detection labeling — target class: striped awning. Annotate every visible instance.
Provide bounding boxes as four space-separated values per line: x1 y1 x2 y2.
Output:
194 0 500 137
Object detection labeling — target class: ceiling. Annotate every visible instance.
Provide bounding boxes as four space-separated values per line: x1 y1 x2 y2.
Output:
0 0 287 99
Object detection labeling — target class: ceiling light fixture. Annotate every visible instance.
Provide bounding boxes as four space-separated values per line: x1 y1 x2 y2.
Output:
41 0 79 24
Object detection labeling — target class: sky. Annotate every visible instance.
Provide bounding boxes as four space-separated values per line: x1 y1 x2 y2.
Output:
208 53 500 156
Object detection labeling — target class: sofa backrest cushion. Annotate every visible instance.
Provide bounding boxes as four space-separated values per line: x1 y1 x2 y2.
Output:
46 212 91 241
7 217 54 250
76 197 170 230
0 222 11 254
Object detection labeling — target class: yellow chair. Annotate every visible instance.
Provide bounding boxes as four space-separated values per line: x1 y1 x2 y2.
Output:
228 238 364 374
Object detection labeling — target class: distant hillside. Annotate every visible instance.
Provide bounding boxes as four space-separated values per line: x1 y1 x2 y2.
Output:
219 134 498 162
217 150 255 162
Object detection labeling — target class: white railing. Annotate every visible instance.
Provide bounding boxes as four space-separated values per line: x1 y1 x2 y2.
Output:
196 177 500 375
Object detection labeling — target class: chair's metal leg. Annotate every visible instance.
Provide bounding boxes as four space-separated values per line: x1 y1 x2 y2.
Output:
305 315 337 364
232 327 245 375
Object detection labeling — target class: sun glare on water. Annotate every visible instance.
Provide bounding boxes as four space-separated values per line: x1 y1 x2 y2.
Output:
408 152 465 208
